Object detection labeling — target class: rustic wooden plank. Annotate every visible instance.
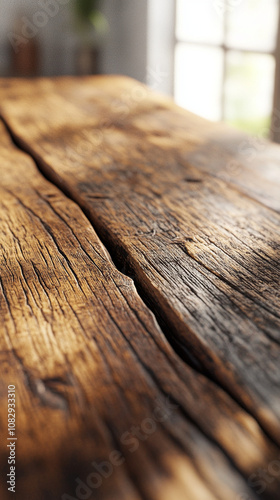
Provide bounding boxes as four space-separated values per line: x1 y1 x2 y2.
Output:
182 120 280 213
1 76 278 211
1 77 280 450
0 120 275 500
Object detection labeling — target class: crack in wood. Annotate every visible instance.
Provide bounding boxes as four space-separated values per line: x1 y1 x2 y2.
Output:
1 78 280 499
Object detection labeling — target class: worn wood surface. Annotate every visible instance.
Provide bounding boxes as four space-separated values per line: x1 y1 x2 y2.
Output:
0 77 280 500
1 76 279 437
1 120 275 500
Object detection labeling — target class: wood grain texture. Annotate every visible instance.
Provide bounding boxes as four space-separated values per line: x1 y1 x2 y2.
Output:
1 120 278 500
1 77 279 450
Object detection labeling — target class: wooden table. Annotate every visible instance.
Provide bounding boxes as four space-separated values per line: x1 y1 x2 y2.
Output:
0 76 280 500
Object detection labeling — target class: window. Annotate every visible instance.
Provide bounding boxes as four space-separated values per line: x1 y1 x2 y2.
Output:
174 0 280 140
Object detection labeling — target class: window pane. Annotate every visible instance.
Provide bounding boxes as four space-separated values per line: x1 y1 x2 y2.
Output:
175 44 223 121
176 0 224 45
225 52 275 136
226 0 279 52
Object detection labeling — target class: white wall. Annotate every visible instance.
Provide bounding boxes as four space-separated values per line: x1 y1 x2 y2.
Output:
101 0 148 82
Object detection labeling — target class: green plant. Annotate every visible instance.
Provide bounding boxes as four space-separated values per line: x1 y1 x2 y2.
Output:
74 0 100 24
73 0 108 37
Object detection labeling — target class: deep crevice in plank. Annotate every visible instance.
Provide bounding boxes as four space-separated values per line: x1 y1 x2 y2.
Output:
1 119 206 374
2 118 280 464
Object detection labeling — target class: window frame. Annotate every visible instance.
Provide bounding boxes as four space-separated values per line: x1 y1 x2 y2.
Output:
172 0 280 142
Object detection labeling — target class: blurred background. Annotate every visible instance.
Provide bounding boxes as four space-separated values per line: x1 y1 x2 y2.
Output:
1 0 280 141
